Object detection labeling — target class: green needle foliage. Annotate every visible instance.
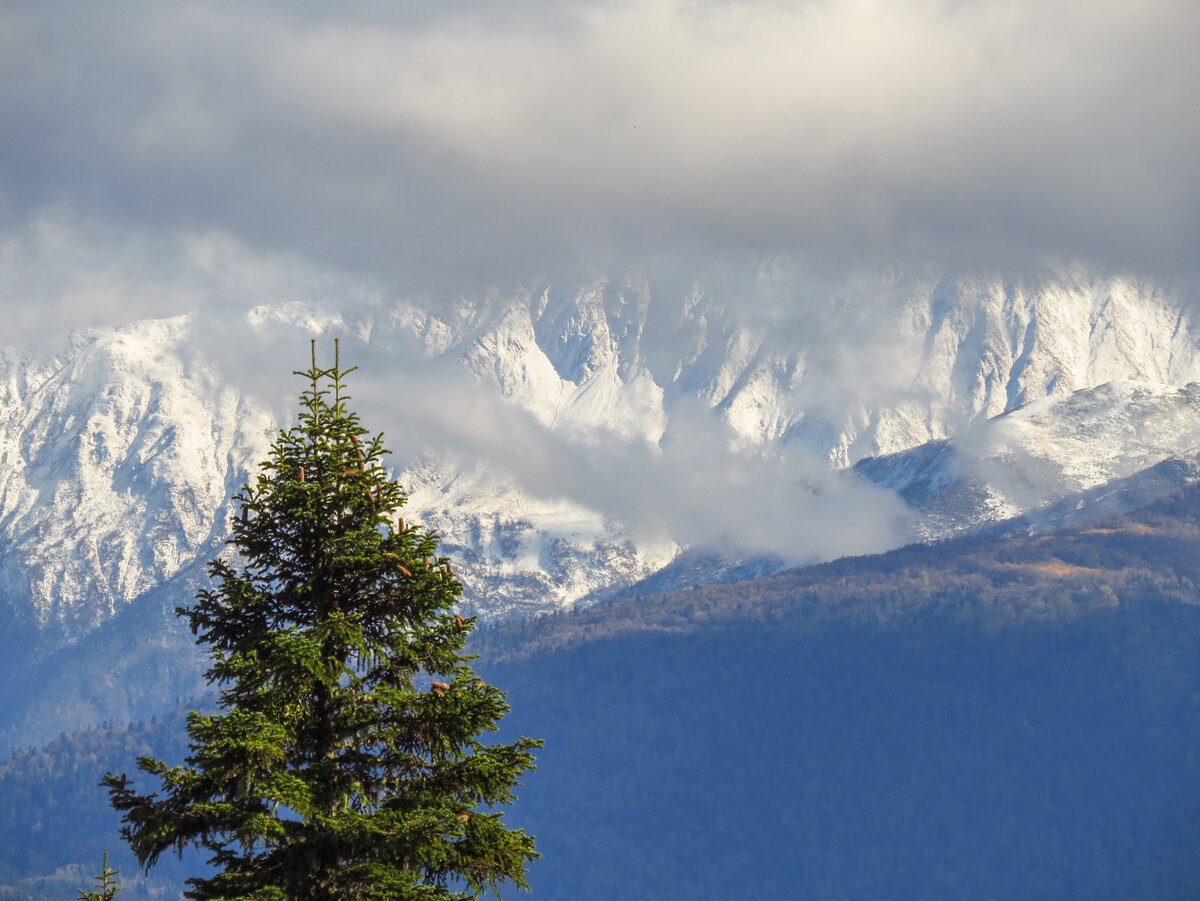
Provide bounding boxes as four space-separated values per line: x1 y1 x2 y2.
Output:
104 344 541 901
77 851 121 901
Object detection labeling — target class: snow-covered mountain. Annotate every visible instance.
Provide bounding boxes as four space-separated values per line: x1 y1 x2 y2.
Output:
855 380 1200 540
3 264 1200 743
0 317 276 644
384 266 1200 604
7 268 1200 629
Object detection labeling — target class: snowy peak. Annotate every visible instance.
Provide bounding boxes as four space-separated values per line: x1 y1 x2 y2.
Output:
901 272 1196 436
462 284 666 444
531 282 619 384
0 316 276 640
2 266 1199 642
450 269 1200 471
856 380 1200 539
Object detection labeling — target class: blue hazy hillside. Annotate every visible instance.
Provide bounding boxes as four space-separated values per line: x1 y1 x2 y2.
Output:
5 484 1200 899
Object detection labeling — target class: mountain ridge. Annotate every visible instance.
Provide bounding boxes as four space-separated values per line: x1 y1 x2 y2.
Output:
2 267 1200 740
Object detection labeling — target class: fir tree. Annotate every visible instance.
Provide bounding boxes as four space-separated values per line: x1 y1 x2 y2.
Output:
104 344 541 901
77 852 121 901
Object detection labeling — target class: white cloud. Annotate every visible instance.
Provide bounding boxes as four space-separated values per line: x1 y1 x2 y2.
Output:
0 210 349 346
342 365 914 562
2 0 1197 306
0 0 1195 561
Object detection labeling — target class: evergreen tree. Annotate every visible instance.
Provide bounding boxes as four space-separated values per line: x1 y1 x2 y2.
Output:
104 344 540 901
77 852 121 901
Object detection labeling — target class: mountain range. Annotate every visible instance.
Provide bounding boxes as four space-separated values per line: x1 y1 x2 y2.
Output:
2 264 1200 744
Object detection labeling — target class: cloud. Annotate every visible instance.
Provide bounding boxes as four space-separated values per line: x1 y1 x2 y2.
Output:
0 210 351 346
3 0 1198 318
0 0 1194 562
350 364 915 562
187 295 915 564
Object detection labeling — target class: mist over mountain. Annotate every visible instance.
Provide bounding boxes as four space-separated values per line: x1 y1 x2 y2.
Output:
2 264 1200 743
856 379 1200 539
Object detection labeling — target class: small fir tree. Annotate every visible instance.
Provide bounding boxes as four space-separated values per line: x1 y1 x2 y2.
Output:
77 852 121 901
105 344 540 900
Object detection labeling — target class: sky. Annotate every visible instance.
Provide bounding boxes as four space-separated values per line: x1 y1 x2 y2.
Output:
1 0 1198 561
2 0 1199 345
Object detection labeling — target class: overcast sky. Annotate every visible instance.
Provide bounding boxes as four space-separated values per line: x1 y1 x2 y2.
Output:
2 0 1199 344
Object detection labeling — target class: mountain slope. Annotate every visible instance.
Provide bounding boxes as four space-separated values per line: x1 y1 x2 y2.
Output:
855 379 1200 538
0 316 275 644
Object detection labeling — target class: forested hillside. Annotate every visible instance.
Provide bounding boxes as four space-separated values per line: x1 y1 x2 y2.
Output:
485 600 1200 899
476 482 1200 660
5 487 1200 898
0 707 201 900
